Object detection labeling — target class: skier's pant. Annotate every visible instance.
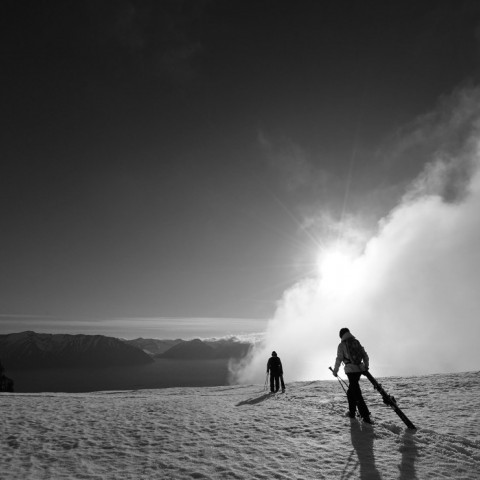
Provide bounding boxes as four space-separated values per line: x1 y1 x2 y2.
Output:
270 373 279 392
270 374 285 392
346 372 370 418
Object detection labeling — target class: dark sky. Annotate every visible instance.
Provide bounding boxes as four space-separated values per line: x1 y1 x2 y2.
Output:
2 1 480 335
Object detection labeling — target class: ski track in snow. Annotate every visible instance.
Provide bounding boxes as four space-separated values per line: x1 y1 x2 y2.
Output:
1 372 479 479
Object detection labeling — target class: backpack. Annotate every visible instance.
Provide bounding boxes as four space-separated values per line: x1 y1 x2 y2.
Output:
269 356 282 372
344 338 364 365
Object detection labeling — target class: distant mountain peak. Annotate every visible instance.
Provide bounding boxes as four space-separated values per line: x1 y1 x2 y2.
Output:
156 337 252 360
159 338 214 360
0 331 153 369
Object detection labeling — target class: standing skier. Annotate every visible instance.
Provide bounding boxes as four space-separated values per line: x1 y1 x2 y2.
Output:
332 328 372 424
267 351 285 393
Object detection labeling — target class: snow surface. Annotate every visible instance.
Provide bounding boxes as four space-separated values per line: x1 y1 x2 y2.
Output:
1 371 479 479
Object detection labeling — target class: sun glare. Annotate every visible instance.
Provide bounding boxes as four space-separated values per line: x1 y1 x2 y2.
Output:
316 245 355 293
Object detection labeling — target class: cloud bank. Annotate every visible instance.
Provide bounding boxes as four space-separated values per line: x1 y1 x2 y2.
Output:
235 86 480 383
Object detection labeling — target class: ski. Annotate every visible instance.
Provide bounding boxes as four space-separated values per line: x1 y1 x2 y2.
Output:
363 371 417 430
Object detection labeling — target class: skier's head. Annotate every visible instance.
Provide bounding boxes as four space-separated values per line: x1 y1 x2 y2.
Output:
339 328 350 338
271 351 277 357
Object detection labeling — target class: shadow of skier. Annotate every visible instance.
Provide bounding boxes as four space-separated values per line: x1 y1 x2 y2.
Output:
236 393 272 406
398 429 419 480
350 419 382 480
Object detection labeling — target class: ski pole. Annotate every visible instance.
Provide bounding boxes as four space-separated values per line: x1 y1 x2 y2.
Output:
329 366 349 395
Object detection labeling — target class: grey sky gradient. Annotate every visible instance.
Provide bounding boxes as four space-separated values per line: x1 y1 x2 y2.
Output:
2 1 480 341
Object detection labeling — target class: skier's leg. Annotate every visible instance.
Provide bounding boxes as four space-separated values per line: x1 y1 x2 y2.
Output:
356 387 371 419
347 373 370 419
346 373 361 417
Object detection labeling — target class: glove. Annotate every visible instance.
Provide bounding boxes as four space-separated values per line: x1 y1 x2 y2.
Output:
332 371 338 377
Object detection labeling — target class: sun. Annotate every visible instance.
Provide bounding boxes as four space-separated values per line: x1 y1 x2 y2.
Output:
316 244 355 292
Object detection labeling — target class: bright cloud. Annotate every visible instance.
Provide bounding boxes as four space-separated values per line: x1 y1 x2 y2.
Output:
234 86 480 383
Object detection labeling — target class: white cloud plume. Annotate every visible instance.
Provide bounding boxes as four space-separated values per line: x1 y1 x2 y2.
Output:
234 86 480 383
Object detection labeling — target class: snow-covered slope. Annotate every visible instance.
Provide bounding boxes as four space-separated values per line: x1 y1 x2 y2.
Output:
1 372 479 479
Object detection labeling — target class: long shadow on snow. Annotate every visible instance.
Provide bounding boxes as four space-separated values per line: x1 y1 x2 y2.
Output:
348 419 382 480
236 393 272 406
398 430 419 480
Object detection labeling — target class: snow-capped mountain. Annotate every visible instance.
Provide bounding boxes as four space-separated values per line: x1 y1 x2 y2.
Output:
122 337 184 355
0 331 153 369
156 338 252 360
205 337 252 359
157 338 215 359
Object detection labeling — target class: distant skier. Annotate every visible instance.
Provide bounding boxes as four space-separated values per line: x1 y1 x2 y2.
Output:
332 328 372 424
267 351 285 393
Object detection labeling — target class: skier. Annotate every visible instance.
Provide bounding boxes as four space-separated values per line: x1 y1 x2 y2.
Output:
332 328 372 424
267 351 285 393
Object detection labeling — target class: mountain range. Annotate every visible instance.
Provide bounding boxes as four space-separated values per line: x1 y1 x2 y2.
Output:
122 337 183 356
0 331 153 369
0 332 253 371
155 338 251 360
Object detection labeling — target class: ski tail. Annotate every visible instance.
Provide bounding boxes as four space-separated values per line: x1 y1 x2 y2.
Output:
363 371 417 429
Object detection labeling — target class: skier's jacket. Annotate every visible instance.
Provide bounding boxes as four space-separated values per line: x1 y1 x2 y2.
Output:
267 356 283 375
333 331 369 375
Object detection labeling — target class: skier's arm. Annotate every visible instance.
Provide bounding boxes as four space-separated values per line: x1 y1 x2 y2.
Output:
361 345 369 370
332 343 343 376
